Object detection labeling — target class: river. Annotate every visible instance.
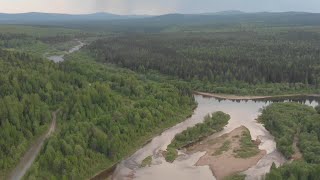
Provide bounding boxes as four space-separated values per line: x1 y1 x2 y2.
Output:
111 95 319 180
47 40 85 63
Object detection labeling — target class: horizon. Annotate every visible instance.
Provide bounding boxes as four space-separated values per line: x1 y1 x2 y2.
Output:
1 0 320 15
0 10 319 16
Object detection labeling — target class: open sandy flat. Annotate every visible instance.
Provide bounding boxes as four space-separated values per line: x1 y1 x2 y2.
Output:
187 126 266 180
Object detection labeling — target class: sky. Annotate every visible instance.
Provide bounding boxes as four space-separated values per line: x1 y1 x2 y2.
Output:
1 0 320 15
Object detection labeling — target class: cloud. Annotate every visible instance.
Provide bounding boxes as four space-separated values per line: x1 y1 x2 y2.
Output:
0 0 91 14
0 0 319 14
93 0 179 15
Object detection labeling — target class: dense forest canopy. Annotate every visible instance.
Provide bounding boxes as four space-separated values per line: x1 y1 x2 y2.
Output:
0 45 195 179
259 103 320 179
88 28 320 95
2 12 320 33
0 49 58 177
0 25 94 57
1 12 320 179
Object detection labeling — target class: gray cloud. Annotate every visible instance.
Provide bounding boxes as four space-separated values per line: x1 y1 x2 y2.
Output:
92 0 178 14
175 0 320 13
91 0 320 14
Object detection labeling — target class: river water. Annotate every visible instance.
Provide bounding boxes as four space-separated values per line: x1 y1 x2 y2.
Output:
112 95 319 180
47 40 85 63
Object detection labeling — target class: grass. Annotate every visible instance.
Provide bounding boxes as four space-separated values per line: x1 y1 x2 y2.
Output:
213 140 231 156
234 130 260 158
223 174 246 180
165 148 178 163
140 156 152 167
0 25 81 37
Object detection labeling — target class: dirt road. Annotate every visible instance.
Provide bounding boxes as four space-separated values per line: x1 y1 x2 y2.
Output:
7 110 59 180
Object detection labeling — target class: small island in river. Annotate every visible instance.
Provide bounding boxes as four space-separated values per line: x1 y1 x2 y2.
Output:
164 111 265 180
188 126 265 180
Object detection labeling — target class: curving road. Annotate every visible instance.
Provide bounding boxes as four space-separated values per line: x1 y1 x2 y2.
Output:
7 110 59 180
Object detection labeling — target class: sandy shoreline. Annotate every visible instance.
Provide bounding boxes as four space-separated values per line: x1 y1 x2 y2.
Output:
187 126 266 180
194 91 320 101
101 92 318 180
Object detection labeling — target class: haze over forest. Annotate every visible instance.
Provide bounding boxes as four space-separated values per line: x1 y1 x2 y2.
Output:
1 1 320 180
1 0 320 15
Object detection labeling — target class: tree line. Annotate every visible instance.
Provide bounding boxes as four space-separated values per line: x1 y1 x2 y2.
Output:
165 111 230 162
87 29 320 95
259 103 320 179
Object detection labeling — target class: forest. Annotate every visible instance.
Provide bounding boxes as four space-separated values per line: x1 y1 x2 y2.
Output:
88 28 320 95
259 103 320 179
1 13 320 179
0 42 195 179
168 112 230 149
0 25 93 57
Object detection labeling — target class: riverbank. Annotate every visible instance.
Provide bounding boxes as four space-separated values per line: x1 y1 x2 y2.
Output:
194 91 320 101
90 106 196 180
113 95 292 180
99 94 319 180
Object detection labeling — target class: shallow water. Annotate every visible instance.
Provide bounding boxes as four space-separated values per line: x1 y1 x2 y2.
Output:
47 40 85 63
112 95 318 180
47 55 64 63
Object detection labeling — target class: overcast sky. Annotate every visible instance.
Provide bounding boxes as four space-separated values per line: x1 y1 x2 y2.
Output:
1 0 320 15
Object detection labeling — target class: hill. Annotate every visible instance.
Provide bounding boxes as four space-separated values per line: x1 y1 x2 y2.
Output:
0 12 148 24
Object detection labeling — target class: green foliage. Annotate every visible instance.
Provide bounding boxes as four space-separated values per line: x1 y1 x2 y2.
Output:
165 111 230 162
223 174 246 180
262 103 320 179
0 25 81 37
88 29 320 95
169 112 230 149
165 148 178 163
0 25 92 57
0 49 196 179
0 50 54 178
214 140 231 156
266 161 320 180
140 156 152 167
23 52 195 179
259 103 320 160
315 105 320 114
234 130 260 158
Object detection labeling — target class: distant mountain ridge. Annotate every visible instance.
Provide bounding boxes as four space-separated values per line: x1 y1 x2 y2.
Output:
0 12 149 23
202 10 246 15
0 11 319 28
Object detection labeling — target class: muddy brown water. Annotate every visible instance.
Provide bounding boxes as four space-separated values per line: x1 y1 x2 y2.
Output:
107 95 319 180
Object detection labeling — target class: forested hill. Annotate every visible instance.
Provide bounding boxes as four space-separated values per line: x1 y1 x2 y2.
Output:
2 12 320 32
0 12 148 24
140 12 320 27
0 49 195 179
